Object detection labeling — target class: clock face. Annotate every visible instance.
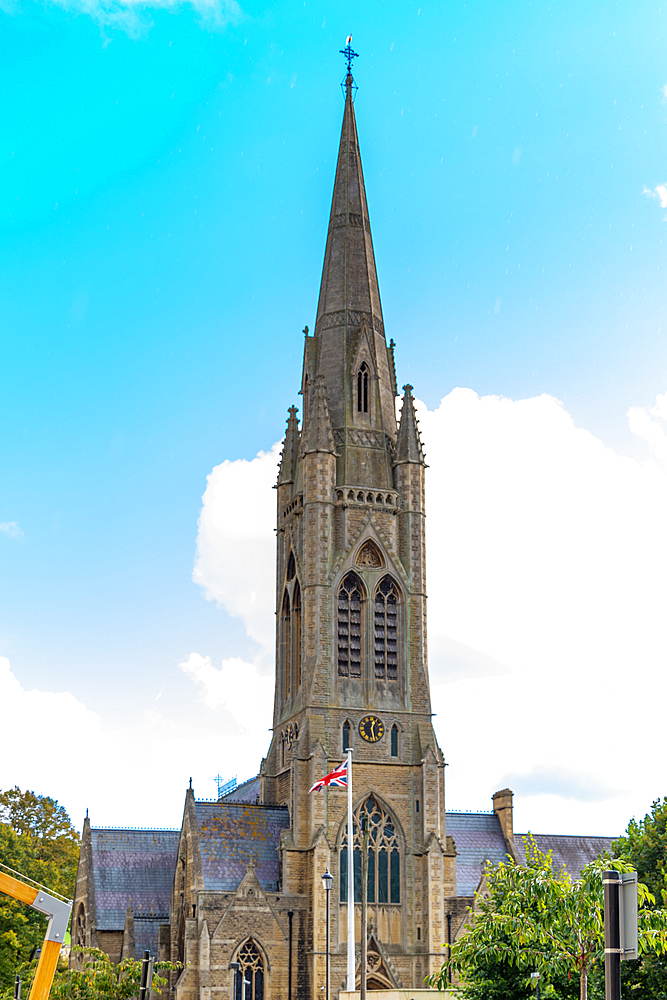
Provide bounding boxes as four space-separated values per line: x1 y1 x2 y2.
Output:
284 722 297 747
359 715 384 743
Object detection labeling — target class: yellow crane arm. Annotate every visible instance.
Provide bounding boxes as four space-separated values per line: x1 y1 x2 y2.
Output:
0 869 72 1000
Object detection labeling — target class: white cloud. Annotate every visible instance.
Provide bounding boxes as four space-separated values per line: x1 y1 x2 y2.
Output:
418 388 667 834
0 651 272 829
0 522 23 539
181 652 273 721
642 183 667 215
0 0 241 37
193 387 667 837
627 392 667 463
192 442 280 666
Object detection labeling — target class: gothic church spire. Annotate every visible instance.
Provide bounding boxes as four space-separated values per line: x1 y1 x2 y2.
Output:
305 71 398 487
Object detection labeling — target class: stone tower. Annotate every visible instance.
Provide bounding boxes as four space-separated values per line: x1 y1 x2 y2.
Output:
261 70 452 997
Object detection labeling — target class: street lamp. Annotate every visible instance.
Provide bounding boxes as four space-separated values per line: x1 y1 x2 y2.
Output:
530 971 540 1000
322 870 333 1000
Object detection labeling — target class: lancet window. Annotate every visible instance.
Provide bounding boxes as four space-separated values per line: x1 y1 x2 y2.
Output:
281 590 291 698
340 796 400 904
337 572 363 677
374 576 399 680
391 724 399 757
75 904 86 947
234 940 264 1000
357 363 369 413
282 578 302 699
342 720 351 751
292 580 301 690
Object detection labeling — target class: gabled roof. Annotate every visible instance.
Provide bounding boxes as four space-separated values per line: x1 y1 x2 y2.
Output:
90 827 179 955
445 812 509 897
195 801 290 892
514 833 615 878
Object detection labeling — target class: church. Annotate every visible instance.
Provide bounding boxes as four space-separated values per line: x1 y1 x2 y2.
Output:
71 63 614 1000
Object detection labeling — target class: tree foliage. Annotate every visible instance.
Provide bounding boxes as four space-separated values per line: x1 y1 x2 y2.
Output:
0 947 180 1000
0 787 80 990
613 798 667 998
428 838 667 1000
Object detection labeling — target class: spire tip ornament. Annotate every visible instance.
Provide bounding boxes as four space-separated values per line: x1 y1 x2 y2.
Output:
340 35 359 97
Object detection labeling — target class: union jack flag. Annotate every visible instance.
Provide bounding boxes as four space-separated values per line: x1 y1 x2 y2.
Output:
308 759 348 793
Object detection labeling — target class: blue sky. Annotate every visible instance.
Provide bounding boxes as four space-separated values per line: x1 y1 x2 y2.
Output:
1 0 667 832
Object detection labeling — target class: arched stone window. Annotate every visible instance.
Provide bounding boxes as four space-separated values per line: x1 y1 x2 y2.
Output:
292 580 301 690
390 724 399 757
286 550 296 581
282 590 291 698
374 577 399 680
234 939 264 1000
357 362 369 413
340 796 400 904
75 903 86 947
337 572 363 677
342 720 351 751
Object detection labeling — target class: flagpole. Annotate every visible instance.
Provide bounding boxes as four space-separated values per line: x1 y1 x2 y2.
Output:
346 748 355 992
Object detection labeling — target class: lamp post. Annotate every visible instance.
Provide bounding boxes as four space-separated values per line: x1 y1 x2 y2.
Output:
530 972 540 1000
322 869 333 1000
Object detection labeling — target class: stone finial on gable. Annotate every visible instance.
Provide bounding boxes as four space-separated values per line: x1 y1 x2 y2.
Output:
302 376 336 455
278 406 300 485
395 384 425 465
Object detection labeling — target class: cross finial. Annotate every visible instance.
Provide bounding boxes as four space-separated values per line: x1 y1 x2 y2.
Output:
340 35 359 76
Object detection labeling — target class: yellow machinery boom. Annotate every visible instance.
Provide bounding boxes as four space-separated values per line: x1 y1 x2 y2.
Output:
0 867 72 1000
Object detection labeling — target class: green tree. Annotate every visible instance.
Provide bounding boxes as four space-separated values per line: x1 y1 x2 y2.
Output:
428 838 667 1000
0 947 180 1000
613 797 667 998
0 787 80 990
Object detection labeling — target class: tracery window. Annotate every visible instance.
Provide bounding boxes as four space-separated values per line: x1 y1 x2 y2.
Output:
340 796 400 904
235 940 264 1000
374 577 399 680
337 572 363 677
357 363 369 413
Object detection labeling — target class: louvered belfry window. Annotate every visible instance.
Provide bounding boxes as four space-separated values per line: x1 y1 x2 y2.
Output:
338 572 363 677
374 577 398 680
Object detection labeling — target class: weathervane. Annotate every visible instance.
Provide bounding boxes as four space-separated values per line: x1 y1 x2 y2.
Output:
340 35 359 76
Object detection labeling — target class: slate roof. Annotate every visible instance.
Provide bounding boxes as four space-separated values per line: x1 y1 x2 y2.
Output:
90 828 179 956
221 774 261 803
514 833 615 878
446 812 510 897
195 801 290 892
